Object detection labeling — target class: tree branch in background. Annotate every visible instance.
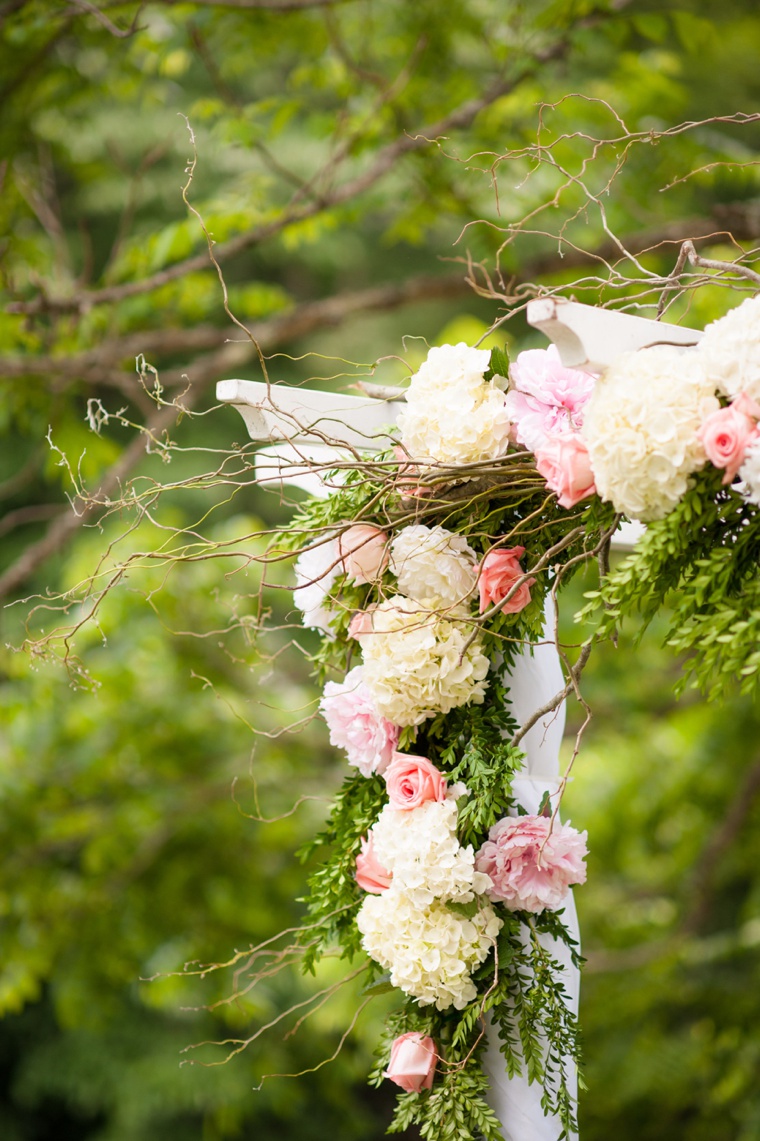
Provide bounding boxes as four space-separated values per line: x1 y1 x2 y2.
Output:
6 36 571 317
682 753 760 936
6 204 760 393
0 271 473 388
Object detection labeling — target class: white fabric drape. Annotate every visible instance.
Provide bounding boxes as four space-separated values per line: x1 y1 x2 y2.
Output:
482 602 580 1140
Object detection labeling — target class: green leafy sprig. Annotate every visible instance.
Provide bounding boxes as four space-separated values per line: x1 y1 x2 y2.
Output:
580 469 760 699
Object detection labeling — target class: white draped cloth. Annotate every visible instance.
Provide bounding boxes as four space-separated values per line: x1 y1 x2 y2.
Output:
483 603 580 1140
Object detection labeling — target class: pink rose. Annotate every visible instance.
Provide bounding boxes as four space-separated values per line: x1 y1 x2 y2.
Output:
385 1032 438 1092
355 833 392 894
505 345 596 452
384 752 447 810
699 401 758 484
320 667 400 777
338 524 389 584
478 547 535 615
534 433 596 508
348 608 376 640
475 814 588 913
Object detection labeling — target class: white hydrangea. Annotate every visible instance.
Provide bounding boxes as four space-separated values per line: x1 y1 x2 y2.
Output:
390 525 479 608
370 797 492 908
698 295 760 402
357 889 502 1010
397 343 511 466
360 595 490 726
581 346 719 521
739 435 760 506
292 537 341 635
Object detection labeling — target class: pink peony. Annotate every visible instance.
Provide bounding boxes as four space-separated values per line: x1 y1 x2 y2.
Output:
384 752 447 810
338 524 389 584
478 547 535 615
534 433 596 508
355 834 392 893
475 814 588 913
505 345 596 452
699 400 758 484
319 667 400 777
385 1032 438 1092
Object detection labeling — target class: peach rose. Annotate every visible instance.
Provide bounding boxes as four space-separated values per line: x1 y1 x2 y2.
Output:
385 1032 438 1092
478 547 535 615
338 524 389 584
384 752 447 810
534 433 596 508
355 834 392 893
699 401 758 484
393 446 433 500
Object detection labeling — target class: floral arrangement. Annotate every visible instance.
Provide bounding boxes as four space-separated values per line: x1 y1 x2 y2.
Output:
271 294 760 1140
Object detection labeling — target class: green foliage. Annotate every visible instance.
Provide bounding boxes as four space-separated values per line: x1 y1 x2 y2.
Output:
478 917 582 1139
298 773 386 969
425 683 523 849
485 346 511 383
580 470 760 699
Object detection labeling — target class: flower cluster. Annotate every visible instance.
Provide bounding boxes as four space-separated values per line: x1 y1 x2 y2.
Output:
359 596 490 726
390 524 479 609
358 889 502 1011
505 310 760 521
397 343 511 467
581 346 719 521
699 294 760 402
371 796 492 908
293 537 341 634
356 756 501 1011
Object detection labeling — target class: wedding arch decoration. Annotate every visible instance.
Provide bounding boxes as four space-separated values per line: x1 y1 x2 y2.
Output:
207 292 760 1141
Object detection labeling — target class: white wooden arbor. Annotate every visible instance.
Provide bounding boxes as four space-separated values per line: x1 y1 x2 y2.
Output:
214 298 704 1139
216 298 702 544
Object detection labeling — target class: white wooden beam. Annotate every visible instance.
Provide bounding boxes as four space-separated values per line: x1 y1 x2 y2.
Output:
216 378 404 450
218 303 665 549
526 298 701 372
254 443 349 498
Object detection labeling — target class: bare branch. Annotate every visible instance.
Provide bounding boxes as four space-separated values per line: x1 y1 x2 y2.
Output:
0 395 197 600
